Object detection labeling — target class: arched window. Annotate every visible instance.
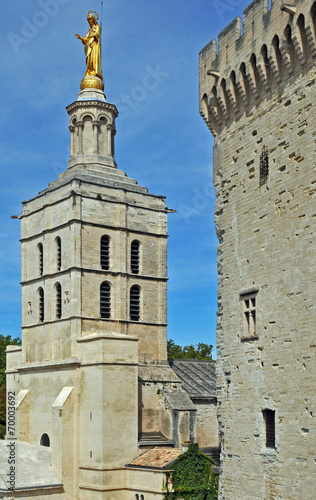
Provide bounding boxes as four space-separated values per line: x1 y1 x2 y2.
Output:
38 287 44 323
100 282 111 319
130 285 140 321
38 243 43 276
100 235 110 270
56 237 61 271
56 282 62 319
40 433 50 447
131 240 140 274
135 495 139 500
140 495 144 500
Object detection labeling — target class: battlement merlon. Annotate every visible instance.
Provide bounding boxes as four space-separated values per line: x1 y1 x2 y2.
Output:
199 0 316 135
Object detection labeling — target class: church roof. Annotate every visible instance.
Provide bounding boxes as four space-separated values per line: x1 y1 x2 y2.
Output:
168 359 216 399
127 447 182 469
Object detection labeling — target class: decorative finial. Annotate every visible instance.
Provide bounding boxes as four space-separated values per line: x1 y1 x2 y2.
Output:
75 12 104 91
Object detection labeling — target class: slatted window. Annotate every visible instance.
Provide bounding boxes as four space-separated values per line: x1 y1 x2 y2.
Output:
38 243 43 276
56 282 62 319
130 285 140 321
100 282 111 319
100 235 110 270
131 240 140 274
56 237 61 271
39 287 44 323
263 409 275 448
260 146 269 186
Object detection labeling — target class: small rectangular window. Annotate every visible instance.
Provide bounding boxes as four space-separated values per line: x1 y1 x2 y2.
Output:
240 290 258 339
263 409 275 448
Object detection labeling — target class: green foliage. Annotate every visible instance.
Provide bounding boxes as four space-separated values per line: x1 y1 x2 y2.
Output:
167 339 213 360
164 443 218 500
0 334 21 387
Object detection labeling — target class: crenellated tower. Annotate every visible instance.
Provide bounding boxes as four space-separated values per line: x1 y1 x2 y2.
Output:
200 0 316 499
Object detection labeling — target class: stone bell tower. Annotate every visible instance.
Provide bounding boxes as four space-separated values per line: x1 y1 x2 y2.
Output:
6 12 169 499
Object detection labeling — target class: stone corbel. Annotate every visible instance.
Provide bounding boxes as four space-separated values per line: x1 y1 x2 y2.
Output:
305 24 316 58
292 29 306 65
279 40 294 75
267 53 282 83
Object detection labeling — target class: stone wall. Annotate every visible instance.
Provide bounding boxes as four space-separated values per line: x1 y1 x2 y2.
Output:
200 0 316 498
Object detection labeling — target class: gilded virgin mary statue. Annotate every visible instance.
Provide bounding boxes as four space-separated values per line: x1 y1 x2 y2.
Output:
75 11 104 91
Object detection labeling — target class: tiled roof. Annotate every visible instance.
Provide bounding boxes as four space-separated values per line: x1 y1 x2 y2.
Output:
168 359 216 399
128 447 182 469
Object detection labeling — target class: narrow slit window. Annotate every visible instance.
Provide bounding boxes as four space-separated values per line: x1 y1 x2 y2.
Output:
100 235 110 270
56 237 61 271
130 285 140 321
100 282 111 318
39 287 44 323
131 240 140 274
263 409 275 448
38 243 43 276
56 282 62 319
260 145 269 186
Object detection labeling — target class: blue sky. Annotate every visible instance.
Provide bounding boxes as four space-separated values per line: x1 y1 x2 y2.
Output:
0 0 250 356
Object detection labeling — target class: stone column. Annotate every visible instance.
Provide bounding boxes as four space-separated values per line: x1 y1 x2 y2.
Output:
92 121 99 154
76 121 84 155
107 124 113 158
69 125 75 158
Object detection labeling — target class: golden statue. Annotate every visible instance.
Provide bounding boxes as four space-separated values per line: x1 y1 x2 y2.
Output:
75 11 104 91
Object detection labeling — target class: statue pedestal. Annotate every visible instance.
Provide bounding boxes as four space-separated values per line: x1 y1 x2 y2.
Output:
80 75 104 91
77 87 106 101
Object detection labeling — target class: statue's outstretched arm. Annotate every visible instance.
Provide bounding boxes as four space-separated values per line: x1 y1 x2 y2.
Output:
75 33 87 45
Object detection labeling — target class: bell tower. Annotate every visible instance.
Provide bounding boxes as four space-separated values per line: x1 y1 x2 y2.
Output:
7 11 169 498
